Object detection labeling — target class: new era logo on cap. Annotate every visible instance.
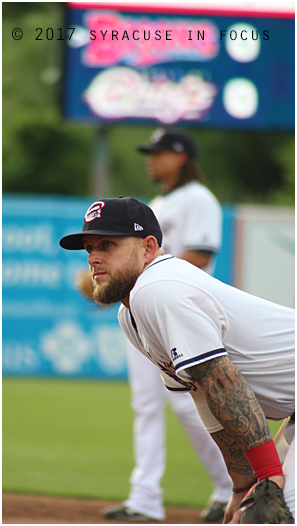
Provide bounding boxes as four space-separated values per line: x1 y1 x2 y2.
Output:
134 223 144 232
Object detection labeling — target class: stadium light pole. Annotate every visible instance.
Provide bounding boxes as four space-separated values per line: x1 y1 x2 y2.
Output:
90 126 111 197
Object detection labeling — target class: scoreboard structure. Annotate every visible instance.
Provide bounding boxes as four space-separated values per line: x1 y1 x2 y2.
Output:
62 2 294 130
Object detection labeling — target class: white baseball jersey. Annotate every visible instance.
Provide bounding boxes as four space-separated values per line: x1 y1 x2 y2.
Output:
118 255 295 430
150 181 222 274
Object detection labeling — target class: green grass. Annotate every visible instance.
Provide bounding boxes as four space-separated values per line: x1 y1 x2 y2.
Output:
2 378 282 509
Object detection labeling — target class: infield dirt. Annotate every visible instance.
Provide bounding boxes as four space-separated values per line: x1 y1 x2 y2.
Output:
2 493 222 524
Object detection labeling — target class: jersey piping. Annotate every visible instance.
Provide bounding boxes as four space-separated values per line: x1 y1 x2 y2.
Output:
174 348 227 373
165 386 190 392
145 255 175 271
129 311 138 332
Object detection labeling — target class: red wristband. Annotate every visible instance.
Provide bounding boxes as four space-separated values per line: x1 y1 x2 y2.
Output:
245 440 283 481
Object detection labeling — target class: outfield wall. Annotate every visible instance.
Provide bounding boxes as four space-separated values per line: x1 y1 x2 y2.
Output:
2 195 294 378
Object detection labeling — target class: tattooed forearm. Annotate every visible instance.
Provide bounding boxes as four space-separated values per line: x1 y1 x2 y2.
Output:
211 428 255 475
187 356 272 450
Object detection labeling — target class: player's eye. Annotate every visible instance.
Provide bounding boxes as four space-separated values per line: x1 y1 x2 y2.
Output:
102 240 113 248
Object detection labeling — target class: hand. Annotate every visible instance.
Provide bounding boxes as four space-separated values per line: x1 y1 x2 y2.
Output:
225 489 256 524
238 477 293 525
76 268 94 301
223 492 248 524
223 472 257 524
229 509 243 524
224 476 286 524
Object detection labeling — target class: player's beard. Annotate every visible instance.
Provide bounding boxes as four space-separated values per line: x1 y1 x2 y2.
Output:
92 250 140 305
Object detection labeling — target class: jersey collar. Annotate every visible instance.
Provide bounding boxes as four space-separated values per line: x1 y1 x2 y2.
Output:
145 254 175 272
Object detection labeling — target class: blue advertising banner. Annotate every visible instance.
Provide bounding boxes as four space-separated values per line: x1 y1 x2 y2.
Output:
2 196 129 379
63 3 294 130
2 195 236 378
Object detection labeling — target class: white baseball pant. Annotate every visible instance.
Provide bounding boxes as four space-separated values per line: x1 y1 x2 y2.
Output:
124 342 232 520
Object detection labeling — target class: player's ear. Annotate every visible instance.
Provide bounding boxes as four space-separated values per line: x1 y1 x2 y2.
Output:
142 235 159 262
176 151 187 168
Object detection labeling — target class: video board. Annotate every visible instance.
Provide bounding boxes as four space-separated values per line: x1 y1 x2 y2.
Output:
63 3 294 130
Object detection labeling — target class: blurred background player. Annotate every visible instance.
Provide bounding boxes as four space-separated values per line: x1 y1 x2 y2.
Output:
77 128 232 521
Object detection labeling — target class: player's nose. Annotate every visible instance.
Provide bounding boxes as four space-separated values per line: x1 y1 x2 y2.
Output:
87 249 103 266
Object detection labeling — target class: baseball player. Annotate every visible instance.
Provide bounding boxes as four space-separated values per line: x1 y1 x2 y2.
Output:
113 128 231 522
60 196 295 524
76 129 232 521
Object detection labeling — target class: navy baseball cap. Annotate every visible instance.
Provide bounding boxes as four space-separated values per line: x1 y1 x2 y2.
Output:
137 128 198 159
59 196 163 250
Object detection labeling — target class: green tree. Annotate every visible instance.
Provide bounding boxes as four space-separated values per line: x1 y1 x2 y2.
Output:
3 2 96 196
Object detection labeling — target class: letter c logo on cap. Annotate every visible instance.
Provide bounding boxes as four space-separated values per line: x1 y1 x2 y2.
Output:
85 201 106 222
